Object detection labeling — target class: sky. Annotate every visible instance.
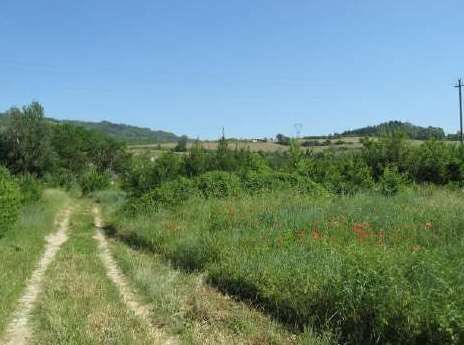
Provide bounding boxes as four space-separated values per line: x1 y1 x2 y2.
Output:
1 0 464 139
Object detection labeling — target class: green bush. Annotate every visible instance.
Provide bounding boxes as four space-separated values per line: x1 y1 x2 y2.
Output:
79 167 111 195
241 171 327 195
0 166 21 236
196 171 242 198
379 166 406 196
16 174 43 204
132 177 199 213
151 177 198 207
121 153 184 197
44 168 78 190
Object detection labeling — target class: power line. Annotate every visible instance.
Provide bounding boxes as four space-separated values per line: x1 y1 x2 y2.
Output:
454 79 464 145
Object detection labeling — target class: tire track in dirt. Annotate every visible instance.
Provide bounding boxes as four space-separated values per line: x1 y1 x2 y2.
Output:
92 206 178 345
0 208 72 345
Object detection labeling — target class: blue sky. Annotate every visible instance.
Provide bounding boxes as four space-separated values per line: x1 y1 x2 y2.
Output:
1 1 464 139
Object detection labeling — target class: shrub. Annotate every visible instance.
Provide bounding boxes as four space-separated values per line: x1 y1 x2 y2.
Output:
79 167 111 195
196 171 242 198
0 166 21 236
121 153 184 197
140 177 199 211
379 166 406 196
16 173 43 204
241 171 327 195
409 140 459 184
152 177 198 206
44 168 78 190
297 153 373 194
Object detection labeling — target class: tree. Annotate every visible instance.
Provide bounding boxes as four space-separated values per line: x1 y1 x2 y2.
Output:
3 102 55 176
276 133 290 145
174 135 188 152
51 123 88 173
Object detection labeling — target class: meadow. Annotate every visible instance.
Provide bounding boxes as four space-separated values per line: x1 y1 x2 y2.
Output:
2 102 464 344
100 186 464 345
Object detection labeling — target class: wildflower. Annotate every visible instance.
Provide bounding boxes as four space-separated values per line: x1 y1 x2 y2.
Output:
311 230 321 241
425 222 432 229
352 223 370 240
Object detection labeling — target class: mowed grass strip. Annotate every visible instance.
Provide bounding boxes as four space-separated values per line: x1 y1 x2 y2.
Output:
0 189 69 335
108 239 332 345
30 201 167 345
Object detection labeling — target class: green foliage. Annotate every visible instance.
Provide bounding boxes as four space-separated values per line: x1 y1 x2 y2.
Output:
361 132 411 179
411 140 461 184
378 166 406 196
79 167 111 195
174 135 188 152
196 171 242 198
43 168 78 191
1 102 55 176
121 151 185 198
0 166 21 235
62 120 184 144
298 152 374 194
139 177 199 212
50 124 89 174
343 120 445 140
0 103 128 182
108 188 464 345
183 140 211 177
241 171 327 195
16 173 43 204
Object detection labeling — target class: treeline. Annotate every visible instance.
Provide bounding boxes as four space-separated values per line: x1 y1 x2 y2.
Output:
342 120 446 140
0 102 128 235
0 102 127 178
122 131 464 213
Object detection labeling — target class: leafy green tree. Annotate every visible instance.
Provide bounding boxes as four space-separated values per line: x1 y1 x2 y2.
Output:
51 123 88 173
3 102 55 176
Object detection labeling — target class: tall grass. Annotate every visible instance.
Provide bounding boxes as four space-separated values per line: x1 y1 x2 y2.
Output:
104 187 464 345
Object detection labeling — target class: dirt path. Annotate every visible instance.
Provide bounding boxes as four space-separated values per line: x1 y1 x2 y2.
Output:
92 206 178 345
0 208 72 345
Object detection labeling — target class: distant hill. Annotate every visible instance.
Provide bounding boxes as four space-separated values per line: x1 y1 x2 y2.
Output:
61 120 184 144
341 121 445 140
0 112 184 144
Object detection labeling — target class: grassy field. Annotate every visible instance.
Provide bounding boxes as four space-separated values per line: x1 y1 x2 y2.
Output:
109 237 331 345
100 187 464 345
127 137 365 156
0 189 69 335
